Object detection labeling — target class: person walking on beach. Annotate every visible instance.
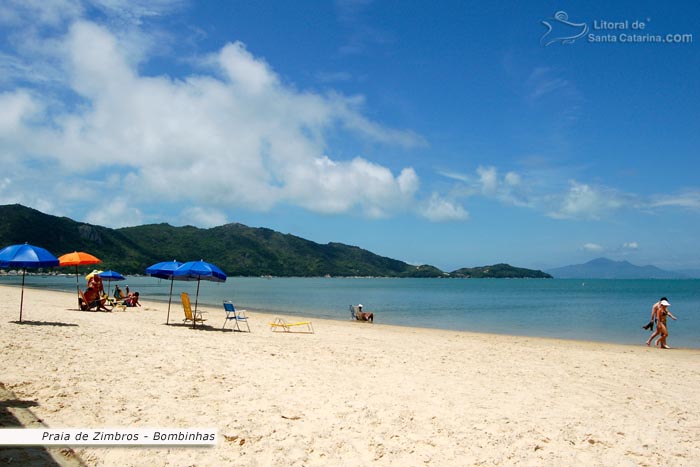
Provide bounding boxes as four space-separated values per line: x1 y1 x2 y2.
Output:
645 297 667 345
648 299 676 349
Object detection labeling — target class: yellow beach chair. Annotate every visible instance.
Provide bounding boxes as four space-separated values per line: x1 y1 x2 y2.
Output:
106 296 127 311
182 292 207 328
270 317 314 334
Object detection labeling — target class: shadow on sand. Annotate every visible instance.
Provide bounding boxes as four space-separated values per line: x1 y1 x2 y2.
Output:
0 383 85 467
10 321 78 327
164 322 247 333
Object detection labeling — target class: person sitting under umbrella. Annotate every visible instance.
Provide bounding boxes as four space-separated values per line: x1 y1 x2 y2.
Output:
88 274 105 295
124 291 141 307
114 284 126 300
81 285 112 311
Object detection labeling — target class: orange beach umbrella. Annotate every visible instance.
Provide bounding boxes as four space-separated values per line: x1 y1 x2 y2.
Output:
58 251 101 298
58 251 101 267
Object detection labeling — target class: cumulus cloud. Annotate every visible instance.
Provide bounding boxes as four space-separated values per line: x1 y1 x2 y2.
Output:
419 193 469 222
179 206 228 228
441 165 531 208
439 166 643 222
86 199 144 227
548 181 625 220
0 18 433 226
476 166 525 203
0 90 39 134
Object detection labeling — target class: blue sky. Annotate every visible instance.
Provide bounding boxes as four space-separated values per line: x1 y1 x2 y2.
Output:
1 1 698 271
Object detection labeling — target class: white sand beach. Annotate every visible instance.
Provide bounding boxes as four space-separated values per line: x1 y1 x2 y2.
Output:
1 284 699 466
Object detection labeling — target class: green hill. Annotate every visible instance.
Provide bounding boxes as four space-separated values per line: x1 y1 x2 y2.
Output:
0 204 552 278
0 204 435 277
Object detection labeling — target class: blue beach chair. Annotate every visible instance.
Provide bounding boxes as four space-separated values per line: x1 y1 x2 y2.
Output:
222 301 250 332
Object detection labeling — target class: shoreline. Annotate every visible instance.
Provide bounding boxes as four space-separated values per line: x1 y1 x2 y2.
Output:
0 282 684 350
2 285 700 466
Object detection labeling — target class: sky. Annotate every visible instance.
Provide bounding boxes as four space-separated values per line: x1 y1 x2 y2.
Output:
1 0 698 272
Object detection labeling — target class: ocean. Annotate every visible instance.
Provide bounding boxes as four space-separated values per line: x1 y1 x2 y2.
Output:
2 275 698 348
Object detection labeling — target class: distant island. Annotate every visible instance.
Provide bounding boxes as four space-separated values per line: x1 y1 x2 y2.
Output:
546 257 690 279
0 204 552 279
451 264 552 279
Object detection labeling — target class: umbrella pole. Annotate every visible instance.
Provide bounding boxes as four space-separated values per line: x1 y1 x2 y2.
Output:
166 278 174 325
193 279 201 329
19 269 26 322
74 265 81 309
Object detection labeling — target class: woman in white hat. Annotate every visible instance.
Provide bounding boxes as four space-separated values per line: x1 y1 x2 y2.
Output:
654 299 677 349
646 297 665 346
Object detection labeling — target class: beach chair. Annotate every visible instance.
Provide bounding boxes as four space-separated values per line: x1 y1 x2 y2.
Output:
181 292 206 328
349 305 359 320
222 301 250 332
270 317 314 334
104 293 127 311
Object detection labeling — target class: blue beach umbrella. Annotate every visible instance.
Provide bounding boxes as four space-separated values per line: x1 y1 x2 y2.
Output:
172 260 227 326
98 270 125 282
145 260 182 325
0 243 60 322
98 270 126 294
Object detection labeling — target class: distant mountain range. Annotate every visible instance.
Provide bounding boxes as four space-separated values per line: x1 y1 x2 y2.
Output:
0 204 550 278
546 257 693 279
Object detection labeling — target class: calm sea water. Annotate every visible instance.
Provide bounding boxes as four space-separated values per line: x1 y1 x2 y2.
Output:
3 276 699 348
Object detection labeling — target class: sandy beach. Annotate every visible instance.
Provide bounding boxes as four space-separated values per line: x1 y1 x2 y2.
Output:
1 284 699 466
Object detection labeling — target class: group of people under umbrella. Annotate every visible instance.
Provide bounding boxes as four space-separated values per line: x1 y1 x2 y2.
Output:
0 243 226 323
57 250 135 311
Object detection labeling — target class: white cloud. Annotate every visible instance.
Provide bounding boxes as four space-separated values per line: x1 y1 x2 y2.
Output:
439 166 643 222
622 242 639 250
527 67 572 101
548 181 624 220
419 193 469 222
477 166 523 202
442 165 531 208
582 243 603 253
86 199 144 227
1 20 430 225
218 42 278 95
0 90 40 134
180 206 228 228
0 0 184 28
477 166 499 195
0 0 84 27
649 191 700 209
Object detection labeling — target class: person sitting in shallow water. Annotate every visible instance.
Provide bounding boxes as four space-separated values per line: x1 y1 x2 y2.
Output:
355 304 374 322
